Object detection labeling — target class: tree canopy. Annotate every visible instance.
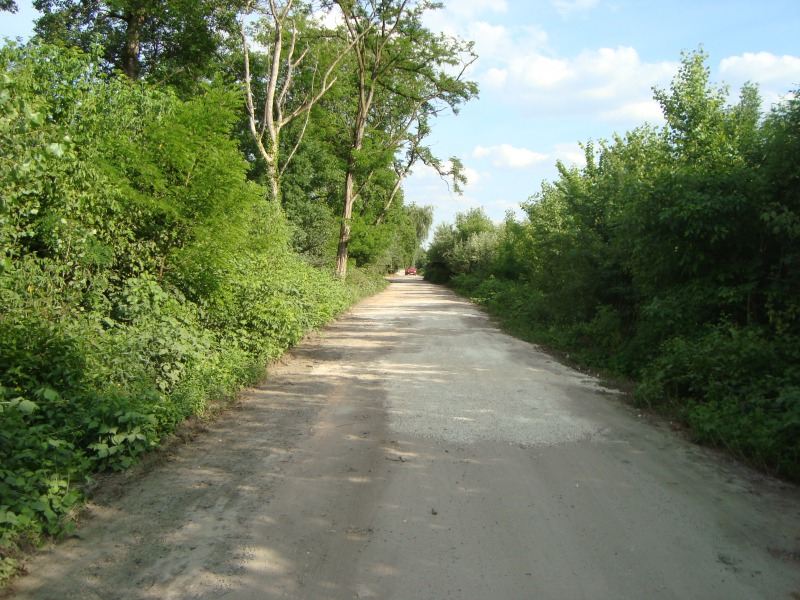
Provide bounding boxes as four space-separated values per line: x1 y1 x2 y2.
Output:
32 0 241 86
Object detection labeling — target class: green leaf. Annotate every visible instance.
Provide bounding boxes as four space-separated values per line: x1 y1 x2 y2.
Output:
24 109 43 126
46 143 65 158
0 511 19 526
43 388 60 402
17 399 38 414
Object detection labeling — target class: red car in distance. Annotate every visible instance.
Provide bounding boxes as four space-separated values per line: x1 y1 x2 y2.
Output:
405 267 417 275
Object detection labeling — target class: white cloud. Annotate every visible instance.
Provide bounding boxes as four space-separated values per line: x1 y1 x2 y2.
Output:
716 52 800 110
510 54 573 89
463 166 482 187
468 21 510 48
482 45 678 123
483 67 508 87
719 52 800 85
466 22 548 64
311 5 343 29
423 2 676 126
473 144 549 168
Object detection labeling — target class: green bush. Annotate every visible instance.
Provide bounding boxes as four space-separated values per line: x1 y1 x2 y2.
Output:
435 53 800 481
0 43 389 583
634 324 800 476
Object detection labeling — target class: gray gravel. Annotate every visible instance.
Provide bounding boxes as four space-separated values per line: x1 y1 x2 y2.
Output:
363 284 610 446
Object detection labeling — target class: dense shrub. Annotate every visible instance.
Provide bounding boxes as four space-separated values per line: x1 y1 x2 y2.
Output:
432 51 800 480
0 43 387 580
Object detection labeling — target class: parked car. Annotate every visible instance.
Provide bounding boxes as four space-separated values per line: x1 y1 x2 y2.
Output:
405 267 417 275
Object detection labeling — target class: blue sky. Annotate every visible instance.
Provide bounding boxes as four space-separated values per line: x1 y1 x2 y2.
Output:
3 0 800 228
410 0 800 228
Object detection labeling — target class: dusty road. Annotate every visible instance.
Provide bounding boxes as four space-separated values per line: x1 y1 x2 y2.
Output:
9 278 800 599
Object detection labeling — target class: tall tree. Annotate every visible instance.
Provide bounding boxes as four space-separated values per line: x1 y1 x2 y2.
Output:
33 0 239 85
332 0 477 278
240 0 364 203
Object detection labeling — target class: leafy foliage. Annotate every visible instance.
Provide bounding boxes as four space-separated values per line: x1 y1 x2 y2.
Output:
432 50 800 480
32 0 239 87
426 207 499 282
0 42 386 582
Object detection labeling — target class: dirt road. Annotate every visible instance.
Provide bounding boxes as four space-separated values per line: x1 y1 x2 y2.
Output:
10 278 800 599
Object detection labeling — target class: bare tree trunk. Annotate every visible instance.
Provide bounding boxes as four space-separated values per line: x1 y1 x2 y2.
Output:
265 132 281 203
333 0 476 277
122 11 146 79
336 166 357 277
335 94 371 277
335 2 374 278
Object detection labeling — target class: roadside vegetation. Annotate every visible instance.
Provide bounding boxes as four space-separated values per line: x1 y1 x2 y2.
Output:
0 0 473 582
428 50 800 482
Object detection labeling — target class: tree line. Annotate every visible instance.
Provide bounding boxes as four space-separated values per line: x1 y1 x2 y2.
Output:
428 50 800 481
0 0 477 580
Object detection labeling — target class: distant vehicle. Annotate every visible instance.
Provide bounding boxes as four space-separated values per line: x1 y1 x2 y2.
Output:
405 267 417 275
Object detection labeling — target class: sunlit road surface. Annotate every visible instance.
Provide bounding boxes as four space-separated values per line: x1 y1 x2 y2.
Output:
11 278 800 600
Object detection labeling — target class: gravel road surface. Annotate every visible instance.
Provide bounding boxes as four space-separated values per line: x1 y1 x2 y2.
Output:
9 278 800 599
